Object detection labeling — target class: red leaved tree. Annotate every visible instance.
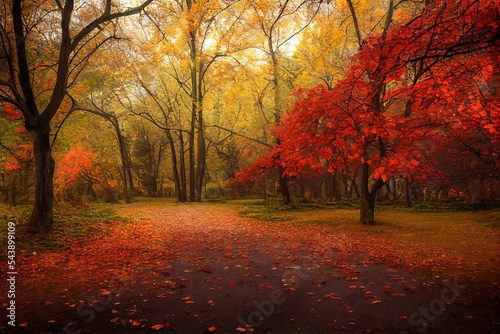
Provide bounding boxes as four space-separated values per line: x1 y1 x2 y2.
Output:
239 0 500 223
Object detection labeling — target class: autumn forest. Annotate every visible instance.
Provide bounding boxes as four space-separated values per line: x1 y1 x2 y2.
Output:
0 0 499 333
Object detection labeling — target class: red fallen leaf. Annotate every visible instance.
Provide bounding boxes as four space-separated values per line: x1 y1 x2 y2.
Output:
324 294 341 300
101 290 112 296
110 317 120 324
151 324 165 330
384 285 392 291
284 287 296 291
19 322 28 327
391 293 406 297
208 325 217 332
306 292 314 295
185 300 195 304
181 296 192 301
400 315 408 320
236 327 247 332
48 320 56 323
372 300 382 304
129 319 141 326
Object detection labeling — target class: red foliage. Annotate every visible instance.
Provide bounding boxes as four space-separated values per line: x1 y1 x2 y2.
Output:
2 103 22 121
238 0 500 188
4 157 21 171
56 147 96 185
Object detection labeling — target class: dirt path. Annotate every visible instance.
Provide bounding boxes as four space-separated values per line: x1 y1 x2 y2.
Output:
2 201 498 333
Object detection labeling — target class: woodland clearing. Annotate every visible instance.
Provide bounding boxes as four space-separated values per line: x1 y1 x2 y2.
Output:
0 199 498 333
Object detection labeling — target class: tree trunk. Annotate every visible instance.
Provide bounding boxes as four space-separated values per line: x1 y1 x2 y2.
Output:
195 88 205 202
278 168 291 205
360 187 376 225
166 130 183 202
405 179 412 207
359 162 376 224
113 121 131 203
28 130 55 232
127 155 135 195
333 171 342 201
179 130 188 201
195 128 205 201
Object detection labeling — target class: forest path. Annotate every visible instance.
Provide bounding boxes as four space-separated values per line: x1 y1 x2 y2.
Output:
3 200 497 333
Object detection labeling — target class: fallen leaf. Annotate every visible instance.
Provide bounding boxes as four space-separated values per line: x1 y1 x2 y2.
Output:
129 319 141 326
151 324 165 330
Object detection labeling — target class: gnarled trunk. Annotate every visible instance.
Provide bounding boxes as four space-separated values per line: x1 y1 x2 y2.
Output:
28 129 55 232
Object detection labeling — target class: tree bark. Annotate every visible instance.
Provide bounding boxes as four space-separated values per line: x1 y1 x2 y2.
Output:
405 179 412 207
28 130 55 232
359 162 378 224
110 117 131 203
360 187 376 225
278 167 291 205
178 130 188 202
166 129 183 202
195 73 206 201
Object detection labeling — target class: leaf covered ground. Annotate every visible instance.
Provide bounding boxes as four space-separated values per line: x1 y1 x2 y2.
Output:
0 199 498 333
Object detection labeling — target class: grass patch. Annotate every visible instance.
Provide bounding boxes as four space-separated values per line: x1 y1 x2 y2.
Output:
232 198 500 282
0 202 127 256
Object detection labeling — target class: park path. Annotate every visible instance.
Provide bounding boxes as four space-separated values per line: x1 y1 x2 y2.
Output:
2 200 497 333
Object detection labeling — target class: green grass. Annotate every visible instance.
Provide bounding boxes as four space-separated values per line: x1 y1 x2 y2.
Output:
0 202 128 256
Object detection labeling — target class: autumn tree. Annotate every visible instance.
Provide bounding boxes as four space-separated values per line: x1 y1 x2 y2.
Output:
247 0 500 223
127 0 244 201
0 0 152 232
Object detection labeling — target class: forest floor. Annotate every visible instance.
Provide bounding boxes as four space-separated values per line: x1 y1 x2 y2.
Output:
0 198 499 334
